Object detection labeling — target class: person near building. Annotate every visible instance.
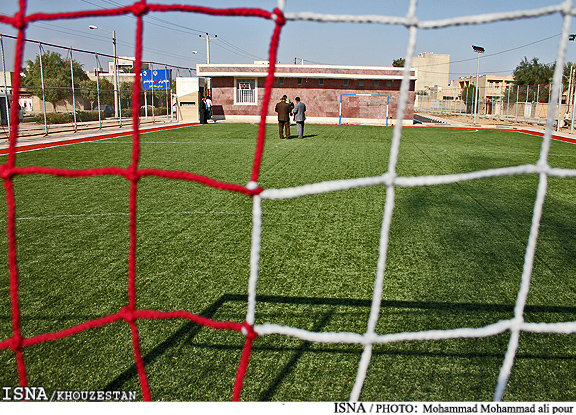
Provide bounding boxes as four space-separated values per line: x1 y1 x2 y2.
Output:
274 95 292 139
292 96 307 138
199 96 209 124
205 96 213 122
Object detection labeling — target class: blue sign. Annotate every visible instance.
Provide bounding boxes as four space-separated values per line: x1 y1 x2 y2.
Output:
142 69 171 90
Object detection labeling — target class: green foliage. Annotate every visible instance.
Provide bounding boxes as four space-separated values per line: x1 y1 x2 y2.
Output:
392 58 405 67
32 111 107 124
504 84 552 103
460 85 476 112
119 81 135 108
32 112 73 124
76 111 108 122
21 51 88 111
78 78 115 108
513 57 554 85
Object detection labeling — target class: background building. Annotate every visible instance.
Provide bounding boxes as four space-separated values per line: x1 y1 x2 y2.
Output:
412 52 450 93
196 62 416 126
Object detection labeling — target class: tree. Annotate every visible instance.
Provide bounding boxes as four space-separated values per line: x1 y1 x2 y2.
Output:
21 51 89 112
392 58 405 67
460 85 476 113
78 78 114 110
119 81 135 109
563 61 576 84
513 57 554 86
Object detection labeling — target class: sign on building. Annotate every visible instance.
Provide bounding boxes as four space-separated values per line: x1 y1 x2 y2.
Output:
142 69 171 90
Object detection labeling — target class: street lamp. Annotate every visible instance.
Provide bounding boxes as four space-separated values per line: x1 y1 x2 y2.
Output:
569 35 576 133
472 45 485 125
89 25 119 118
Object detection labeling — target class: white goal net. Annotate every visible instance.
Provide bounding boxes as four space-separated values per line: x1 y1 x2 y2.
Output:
248 0 576 402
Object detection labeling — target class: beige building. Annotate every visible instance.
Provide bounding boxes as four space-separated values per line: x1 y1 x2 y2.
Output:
87 56 137 84
174 76 206 123
412 52 450 92
457 74 515 103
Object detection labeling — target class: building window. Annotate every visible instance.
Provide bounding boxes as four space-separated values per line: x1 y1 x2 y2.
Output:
319 78 324 86
278 77 284 85
297 78 303 85
343 79 349 86
386 80 393 88
359 79 364 87
374 80 379 87
235 78 257 104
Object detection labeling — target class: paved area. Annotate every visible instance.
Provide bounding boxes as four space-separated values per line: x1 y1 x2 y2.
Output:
415 112 576 141
0 118 198 152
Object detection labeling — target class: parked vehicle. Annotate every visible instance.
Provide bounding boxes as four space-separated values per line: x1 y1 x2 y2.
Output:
0 97 24 125
92 104 114 116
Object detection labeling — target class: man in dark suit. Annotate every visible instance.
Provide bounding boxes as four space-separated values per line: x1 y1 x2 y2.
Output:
275 95 292 139
199 96 208 124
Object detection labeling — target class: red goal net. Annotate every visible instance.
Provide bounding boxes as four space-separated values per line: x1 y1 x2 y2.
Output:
0 1 283 401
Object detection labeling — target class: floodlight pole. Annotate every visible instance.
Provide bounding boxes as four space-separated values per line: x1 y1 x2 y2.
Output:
569 35 576 133
472 45 485 125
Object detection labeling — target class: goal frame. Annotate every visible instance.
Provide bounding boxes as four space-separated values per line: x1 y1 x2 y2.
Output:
338 93 390 126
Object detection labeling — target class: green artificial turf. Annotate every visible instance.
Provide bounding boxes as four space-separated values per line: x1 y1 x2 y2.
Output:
0 123 575 401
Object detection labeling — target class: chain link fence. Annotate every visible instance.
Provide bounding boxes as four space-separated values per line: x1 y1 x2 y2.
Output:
0 33 196 138
416 83 576 130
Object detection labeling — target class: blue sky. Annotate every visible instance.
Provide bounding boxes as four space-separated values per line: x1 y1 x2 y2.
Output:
0 0 574 81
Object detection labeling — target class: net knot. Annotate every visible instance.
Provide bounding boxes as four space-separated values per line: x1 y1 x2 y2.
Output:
12 12 27 30
132 2 150 17
0 164 14 180
272 8 286 26
10 334 23 352
125 169 141 183
121 306 136 323
242 322 258 341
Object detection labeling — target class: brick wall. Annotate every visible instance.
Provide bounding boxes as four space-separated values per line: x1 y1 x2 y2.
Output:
210 76 415 123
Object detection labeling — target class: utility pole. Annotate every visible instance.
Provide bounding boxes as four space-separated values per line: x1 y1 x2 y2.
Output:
112 29 119 119
199 33 216 92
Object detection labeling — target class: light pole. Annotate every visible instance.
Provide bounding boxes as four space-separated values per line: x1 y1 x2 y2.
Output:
569 34 576 133
472 45 485 125
89 25 119 118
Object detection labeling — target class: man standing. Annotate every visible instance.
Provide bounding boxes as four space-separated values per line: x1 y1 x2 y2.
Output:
292 96 306 138
199 96 208 124
205 96 213 122
275 95 292 139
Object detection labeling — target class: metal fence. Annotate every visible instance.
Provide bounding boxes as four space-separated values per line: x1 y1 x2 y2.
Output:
0 33 197 138
415 83 576 130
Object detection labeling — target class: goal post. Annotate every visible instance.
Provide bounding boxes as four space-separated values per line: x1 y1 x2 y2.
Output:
339 93 389 126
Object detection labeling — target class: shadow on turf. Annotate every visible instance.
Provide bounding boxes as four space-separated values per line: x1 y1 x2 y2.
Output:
102 293 576 399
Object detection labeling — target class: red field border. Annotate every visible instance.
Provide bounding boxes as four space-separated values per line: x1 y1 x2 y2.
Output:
0 122 200 155
8 125 576 157
409 124 576 145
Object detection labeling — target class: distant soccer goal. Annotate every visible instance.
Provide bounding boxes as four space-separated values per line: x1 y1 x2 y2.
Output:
339 93 389 126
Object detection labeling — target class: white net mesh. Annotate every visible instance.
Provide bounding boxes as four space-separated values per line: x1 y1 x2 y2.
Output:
245 0 576 401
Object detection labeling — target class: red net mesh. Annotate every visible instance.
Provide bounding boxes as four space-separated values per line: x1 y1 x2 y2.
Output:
0 0 284 401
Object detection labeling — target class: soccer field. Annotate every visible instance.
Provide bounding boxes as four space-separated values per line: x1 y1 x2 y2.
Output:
1 123 575 401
